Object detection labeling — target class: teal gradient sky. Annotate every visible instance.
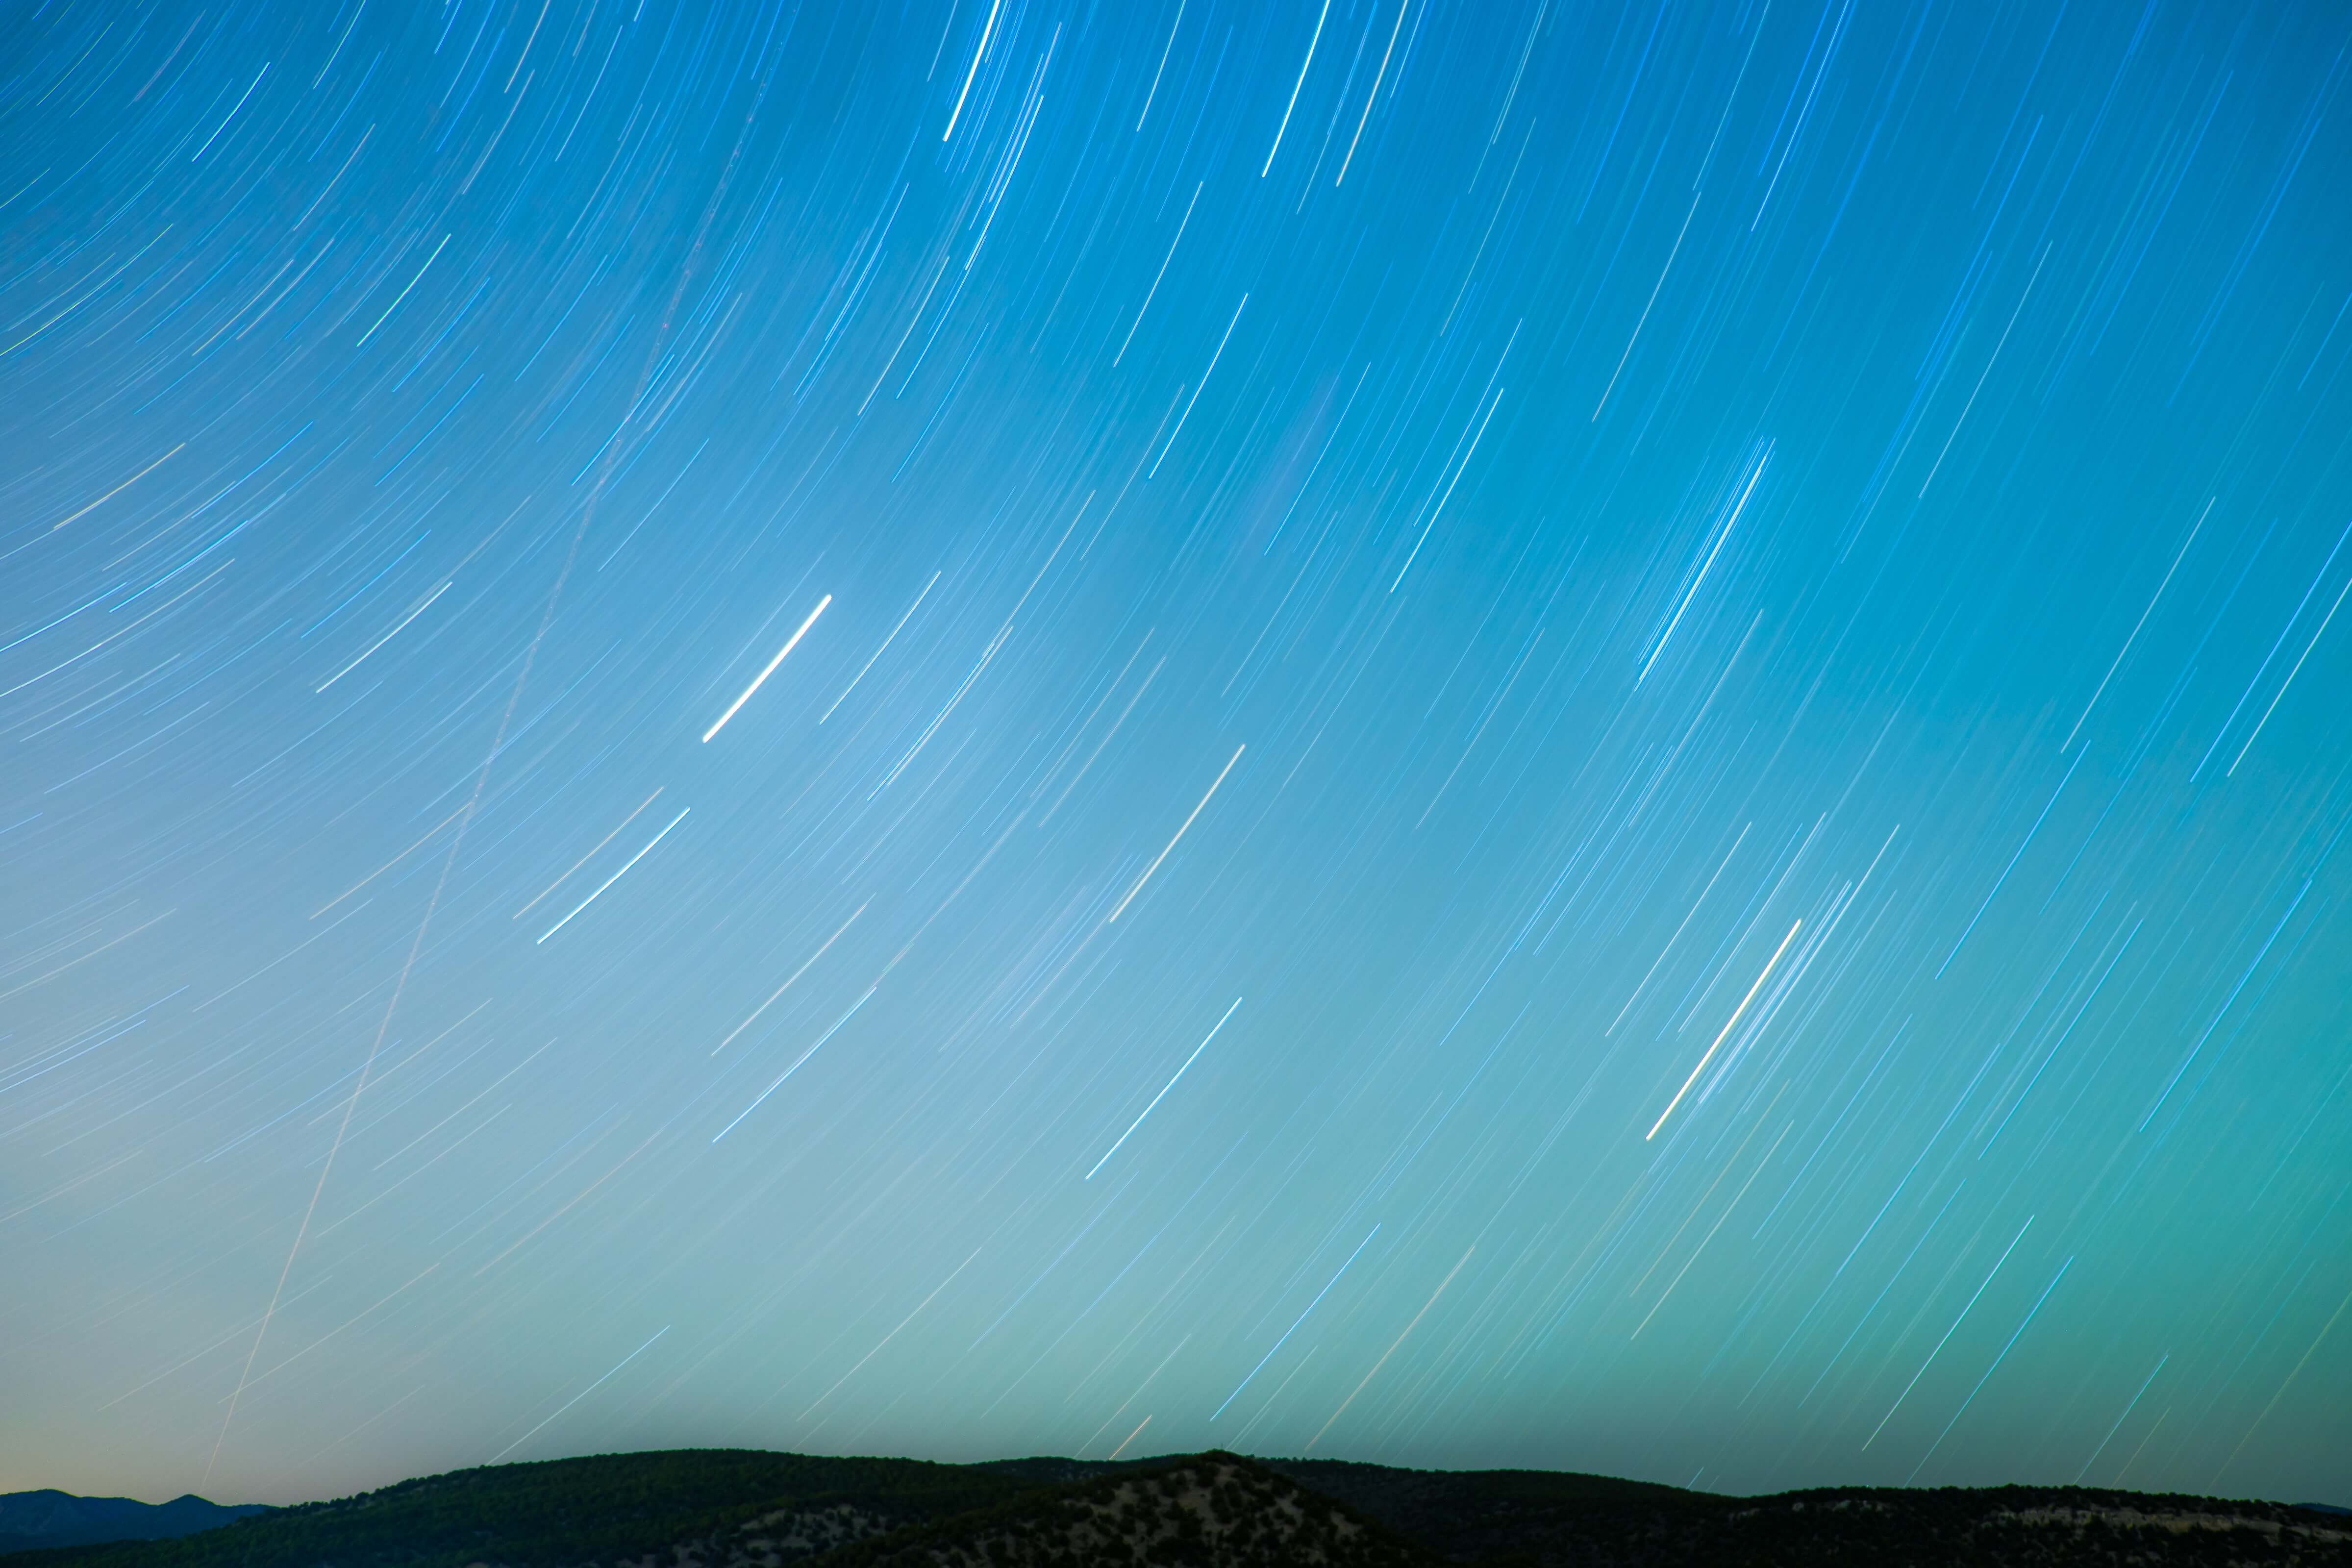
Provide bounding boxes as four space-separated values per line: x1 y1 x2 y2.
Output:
3 0 2349 1508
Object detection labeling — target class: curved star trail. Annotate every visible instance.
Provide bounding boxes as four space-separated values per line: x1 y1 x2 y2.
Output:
4 0 2349 1509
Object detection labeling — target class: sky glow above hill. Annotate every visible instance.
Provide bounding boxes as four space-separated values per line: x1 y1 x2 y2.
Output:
3 0 2350 1508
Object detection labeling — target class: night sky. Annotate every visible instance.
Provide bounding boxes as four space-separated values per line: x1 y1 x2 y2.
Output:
4 0 2350 1511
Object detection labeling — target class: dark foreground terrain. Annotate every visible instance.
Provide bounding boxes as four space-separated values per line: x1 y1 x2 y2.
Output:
5 1449 2346 1568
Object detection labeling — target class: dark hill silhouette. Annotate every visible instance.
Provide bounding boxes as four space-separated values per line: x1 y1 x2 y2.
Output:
0 1493 269 1557
0 1452 1032 1568
2 1448 2344 1568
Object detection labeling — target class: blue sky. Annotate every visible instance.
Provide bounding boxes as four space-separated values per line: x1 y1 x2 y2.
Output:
2 0 2348 1507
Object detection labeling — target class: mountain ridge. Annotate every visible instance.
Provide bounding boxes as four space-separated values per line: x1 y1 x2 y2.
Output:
0 1492 271 1557
3 1449 2344 1568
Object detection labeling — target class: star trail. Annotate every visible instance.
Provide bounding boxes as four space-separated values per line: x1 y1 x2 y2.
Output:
3 0 2350 1510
